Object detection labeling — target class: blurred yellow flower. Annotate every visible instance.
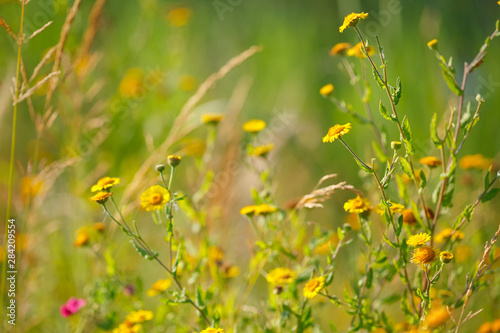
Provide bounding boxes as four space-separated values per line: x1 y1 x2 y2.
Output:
423 306 450 329
478 322 493 333
454 245 471 263
407 233 431 247
339 12 369 33
119 68 144 98
208 246 224 263
90 191 112 204
434 228 464 244
322 123 351 143
243 119 266 133
343 194 371 214
329 42 351 56
199 328 224 333
126 310 153 323
347 42 376 59
166 7 192 27
249 143 275 157
303 276 325 299
240 204 277 216
167 155 182 167
221 264 240 278
112 321 141 333
346 213 361 230
419 156 442 168
74 228 89 247
179 74 197 91
427 39 438 49
266 267 297 285
93 222 106 232
320 83 334 96
21 176 43 199
402 209 417 225
202 113 224 125
459 154 492 170
140 185 169 211
146 279 172 297
411 246 436 268
91 177 120 192
314 234 339 255
375 201 405 215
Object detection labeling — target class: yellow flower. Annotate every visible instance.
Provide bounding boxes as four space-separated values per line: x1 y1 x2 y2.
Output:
411 246 436 268
166 7 192 27
221 264 240 278
113 321 142 333
434 228 464 244
303 276 326 299
240 205 259 216
179 74 197 91
347 42 376 59
199 328 224 333
266 267 297 285
320 83 334 96
202 113 224 125
250 143 275 157
440 251 453 264
329 42 351 56
314 234 339 255
454 245 471 263
339 12 369 33
343 194 371 214
140 185 169 211
407 233 431 247
375 201 405 215
126 310 154 324
423 306 450 329
119 68 144 98
427 39 438 50
208 246 224 263
459 154 493 170
243 119 266 133
146 279 172 297
322 123 351 143
346 213 361 230
91 177 120 192
402 209 417 225
419 156 442 168
74 228 89 247
90 191 112 204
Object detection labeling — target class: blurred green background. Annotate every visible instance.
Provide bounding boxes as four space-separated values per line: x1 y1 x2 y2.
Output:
1 0 500 331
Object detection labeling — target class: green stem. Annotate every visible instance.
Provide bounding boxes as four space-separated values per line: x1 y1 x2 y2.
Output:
2 2 26 330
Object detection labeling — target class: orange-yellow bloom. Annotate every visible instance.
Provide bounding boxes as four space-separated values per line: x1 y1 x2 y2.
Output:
303 276 326 299
322 123 351 143
329 43 351 56
420 156 442 168
339 12 369 33
343 195 371 214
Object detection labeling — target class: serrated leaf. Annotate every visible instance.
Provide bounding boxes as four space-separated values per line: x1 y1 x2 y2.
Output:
430 113 443 148
442 69 463 96
130 240 158 260
379 100 392 121
402 116 412 142
392 77 402 105
372 66 386 89
481 188 500 203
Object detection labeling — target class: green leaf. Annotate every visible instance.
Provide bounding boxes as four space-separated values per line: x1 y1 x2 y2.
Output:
401 116 414 154
172 244 181 277
481 188 500 203
130 240 158 260
355 158 374 174
372 66 386 89
430 113 443 148
372 140 388 163
399 157 413 180
419 170 427 190
453 204 475 228
379 101 392 121
484 167 492 191
442 69 463 96
383 234 398 248
395 215 403 237
392 77 402 105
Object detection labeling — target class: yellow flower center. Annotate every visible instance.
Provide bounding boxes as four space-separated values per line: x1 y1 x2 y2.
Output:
328 125 345 136
308 280 320 290
149 193 163 205
353 198 365 208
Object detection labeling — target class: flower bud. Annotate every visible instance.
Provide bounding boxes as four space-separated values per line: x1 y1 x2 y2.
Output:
167 155 182 167
440 251 453 264
155 164 166 172
391 141 402 150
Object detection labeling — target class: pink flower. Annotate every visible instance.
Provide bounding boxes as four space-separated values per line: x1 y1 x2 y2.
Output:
60 297 86 317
